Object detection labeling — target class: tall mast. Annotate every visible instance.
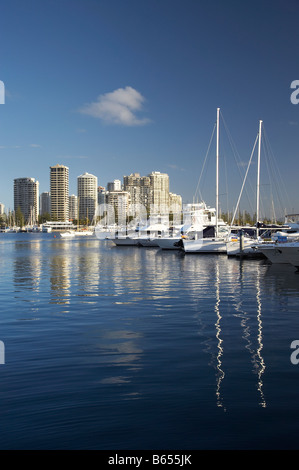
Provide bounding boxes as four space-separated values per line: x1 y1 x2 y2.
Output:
256 120 262 238
216 107 220 237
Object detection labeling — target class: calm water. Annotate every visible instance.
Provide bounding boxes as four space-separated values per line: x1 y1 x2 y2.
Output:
0 232 299 450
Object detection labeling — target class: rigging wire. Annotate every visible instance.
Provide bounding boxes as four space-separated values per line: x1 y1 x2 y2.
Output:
193 123 216 202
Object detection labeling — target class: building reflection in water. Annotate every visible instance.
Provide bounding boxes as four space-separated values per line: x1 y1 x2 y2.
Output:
13 240 42 295
49 242 72 305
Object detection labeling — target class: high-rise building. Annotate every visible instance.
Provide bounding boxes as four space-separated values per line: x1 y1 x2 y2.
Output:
14 177 39 224
0 203 5 215
107 179 122 191
77 172 98 222
40 192 51 215
123 173 151 212
107 190 130 224
97 186 108 205
169 192 182 211
69 194 78 221
50 164 69 221
148 171 169 213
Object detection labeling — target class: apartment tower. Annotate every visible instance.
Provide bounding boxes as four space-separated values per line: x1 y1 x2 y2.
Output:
40 192 51 216
14 177 39 224
50 164 69 221
148 171 169 213
77 172 98 222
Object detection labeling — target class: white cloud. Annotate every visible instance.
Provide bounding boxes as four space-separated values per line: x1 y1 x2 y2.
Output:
167 164 186 172
79 86 151 126
30 144 41 148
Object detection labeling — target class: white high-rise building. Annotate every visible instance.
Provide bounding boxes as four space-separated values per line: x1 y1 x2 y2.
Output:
107 179 122 191
14 177 39 224
77 172 98 222
0 203 5 215
50 164 69 221
69 194 78 221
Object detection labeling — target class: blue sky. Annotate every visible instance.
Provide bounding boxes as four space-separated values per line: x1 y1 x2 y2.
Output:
0 0 299 220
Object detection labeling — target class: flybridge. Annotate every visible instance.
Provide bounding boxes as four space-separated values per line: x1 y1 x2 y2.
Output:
0 80 4 104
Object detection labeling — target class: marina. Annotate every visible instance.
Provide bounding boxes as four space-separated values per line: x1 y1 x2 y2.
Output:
1 0 299 452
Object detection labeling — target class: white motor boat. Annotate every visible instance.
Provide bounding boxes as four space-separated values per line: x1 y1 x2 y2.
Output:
183 224 229 253
75 230 94 236
156 202 218 250
111 215 170 247
60 231 76 238
183 237 227 253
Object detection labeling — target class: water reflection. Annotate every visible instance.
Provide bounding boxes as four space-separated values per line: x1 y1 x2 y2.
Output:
107 246 178 305
235 260 266 407
255 266 266 408
13 241 42 295
181 254 268 409
49 254 71 305
214 261 226 410
10 235 299 414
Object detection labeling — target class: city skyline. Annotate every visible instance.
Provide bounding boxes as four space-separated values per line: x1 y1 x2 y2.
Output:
0 1 299 221
4 165 183 224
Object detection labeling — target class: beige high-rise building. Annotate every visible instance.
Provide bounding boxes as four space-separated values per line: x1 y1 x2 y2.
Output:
169 192 182 211
148 171 169 213
50 164 69 221
77 172 98 222
123 173 151 213
14 177 39 224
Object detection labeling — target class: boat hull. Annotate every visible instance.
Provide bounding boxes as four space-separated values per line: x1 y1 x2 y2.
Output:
259 243 299 265
112 237 140 246
137 238 160 247
156 237 183 250
183 238 227 253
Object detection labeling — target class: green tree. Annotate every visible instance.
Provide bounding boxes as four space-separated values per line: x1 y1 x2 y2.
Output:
15 206 24 227
38 212 51 224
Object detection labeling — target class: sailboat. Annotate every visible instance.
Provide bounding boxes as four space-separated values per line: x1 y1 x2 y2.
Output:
226 120 264 257
226 119 288 257
183 108 229 254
